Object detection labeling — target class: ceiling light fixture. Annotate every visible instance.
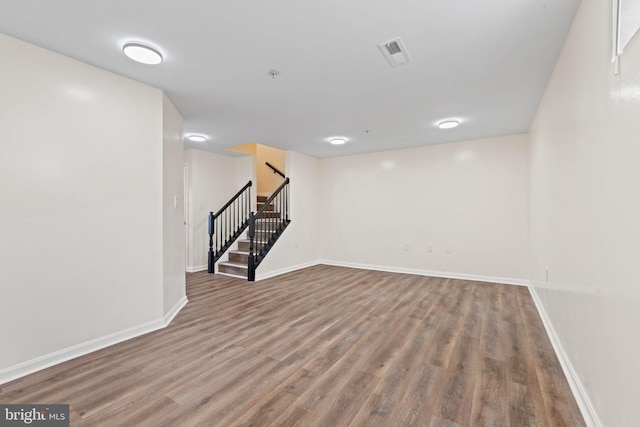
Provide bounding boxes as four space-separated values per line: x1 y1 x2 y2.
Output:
186 135 207 143
437 120 460 129
123 42 163 65
329 138 347 145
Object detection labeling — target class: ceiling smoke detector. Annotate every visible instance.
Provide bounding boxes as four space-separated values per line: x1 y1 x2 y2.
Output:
378 37 412 67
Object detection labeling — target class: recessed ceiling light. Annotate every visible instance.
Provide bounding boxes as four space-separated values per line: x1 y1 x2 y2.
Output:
186 135 207 143
437 120 460 129
123 42 163 65
329 138 347 145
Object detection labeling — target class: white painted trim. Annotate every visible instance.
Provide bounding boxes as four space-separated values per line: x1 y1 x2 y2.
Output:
164 296 188 325
217 271 246 280
318 259 529 287
0 297 188 386
186 264 207 273
528 285 602 427
255 261 322 281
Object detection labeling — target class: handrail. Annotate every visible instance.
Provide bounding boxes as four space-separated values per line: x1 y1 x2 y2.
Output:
255 178 289 216
213 180 252 218
265 162 285 178
208 180 252 273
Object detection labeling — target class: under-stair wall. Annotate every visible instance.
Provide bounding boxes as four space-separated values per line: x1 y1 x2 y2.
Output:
247 151 322 280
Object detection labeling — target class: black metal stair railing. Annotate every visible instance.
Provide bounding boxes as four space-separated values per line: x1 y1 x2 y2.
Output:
248 178 290 281
208 180 252 273
265 161 285 178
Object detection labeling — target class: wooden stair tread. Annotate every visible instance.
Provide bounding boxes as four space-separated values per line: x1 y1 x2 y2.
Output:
219 261 247 268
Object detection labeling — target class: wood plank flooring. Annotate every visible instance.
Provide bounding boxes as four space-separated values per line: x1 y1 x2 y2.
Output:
0 265 585 426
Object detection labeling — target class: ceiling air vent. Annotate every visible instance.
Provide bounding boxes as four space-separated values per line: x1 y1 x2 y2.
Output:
378 37 411 67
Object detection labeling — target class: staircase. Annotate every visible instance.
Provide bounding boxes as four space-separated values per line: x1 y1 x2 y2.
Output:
216 195 270 278
217 193 289 279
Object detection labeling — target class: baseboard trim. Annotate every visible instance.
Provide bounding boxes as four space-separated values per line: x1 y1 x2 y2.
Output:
164 296 188 325
318 260 529 287
0 296 188 386
186 264 207 273
255 261 322 281
217 271 246 280
527 285 602 427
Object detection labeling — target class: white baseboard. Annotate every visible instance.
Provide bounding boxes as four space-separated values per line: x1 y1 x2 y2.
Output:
164 296 188 325
318 260 529 287
0 296 188 386
528 285 602 427
186 264 207 273
217 271 246 280
255 260 322 281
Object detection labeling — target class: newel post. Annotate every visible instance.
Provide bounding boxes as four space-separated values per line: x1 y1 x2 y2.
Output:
207 212 215 273
248 212 256 281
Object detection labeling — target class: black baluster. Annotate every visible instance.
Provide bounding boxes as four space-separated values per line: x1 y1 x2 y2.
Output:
276 194 279 235
248 212 255 281
285 183 288 221
279 189 283 231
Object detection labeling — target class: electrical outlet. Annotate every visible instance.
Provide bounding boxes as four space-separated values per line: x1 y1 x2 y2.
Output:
426 245 433 253
445 245 453 254
403 244 410 252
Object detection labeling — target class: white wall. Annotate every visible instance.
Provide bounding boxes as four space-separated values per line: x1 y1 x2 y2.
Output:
529 0 640 425
255 151 321 278
0 34 169 380
184 149 252 271
256 144 286 195
162 94 186 314
319 135 530 284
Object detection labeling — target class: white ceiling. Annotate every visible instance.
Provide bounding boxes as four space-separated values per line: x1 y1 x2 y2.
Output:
0 0 580 158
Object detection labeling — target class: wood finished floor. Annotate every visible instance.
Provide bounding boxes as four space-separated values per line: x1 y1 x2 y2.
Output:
0 265 585 426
